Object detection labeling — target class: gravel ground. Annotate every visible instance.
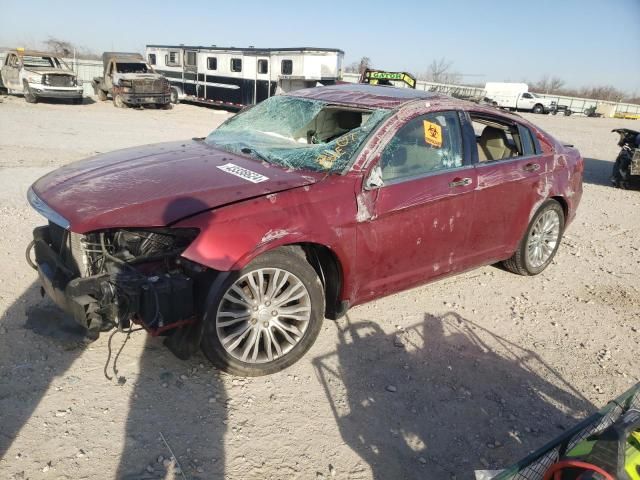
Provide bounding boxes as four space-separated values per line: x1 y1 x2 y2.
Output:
0 95 638 480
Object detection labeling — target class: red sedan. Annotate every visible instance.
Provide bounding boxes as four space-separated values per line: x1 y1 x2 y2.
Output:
27 84 583 376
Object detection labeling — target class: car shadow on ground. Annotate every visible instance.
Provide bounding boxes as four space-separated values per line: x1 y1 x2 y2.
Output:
0 281 228 479
0 282 89 461
313 312 594 479
582 157 614 186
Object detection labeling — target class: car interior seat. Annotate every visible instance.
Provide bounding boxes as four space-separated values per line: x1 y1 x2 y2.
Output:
478 126 516 161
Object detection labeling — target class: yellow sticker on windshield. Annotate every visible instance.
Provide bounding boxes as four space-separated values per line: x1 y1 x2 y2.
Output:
423 120 442 148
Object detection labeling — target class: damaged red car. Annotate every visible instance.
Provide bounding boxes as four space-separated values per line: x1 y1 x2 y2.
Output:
27 84 583 376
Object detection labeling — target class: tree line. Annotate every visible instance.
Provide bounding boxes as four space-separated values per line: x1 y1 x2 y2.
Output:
345 56 639 105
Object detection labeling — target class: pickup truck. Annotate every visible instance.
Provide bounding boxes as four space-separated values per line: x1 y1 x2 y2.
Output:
484 82 557 114
92 52 171 108
0 49 84 104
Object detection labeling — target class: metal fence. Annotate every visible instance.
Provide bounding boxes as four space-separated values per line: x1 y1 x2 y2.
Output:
342 73 640 117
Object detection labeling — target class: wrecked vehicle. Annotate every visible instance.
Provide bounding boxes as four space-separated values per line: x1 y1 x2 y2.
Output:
0 49 84 104
611 128 640 189
26 84 583 376
92 52 171 108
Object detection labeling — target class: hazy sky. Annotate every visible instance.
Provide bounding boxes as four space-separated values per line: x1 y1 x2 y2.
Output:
2 0 639 92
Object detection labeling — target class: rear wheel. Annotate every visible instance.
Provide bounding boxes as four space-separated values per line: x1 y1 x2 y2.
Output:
503 200 565 276
201 248 325 376
532 104 544 114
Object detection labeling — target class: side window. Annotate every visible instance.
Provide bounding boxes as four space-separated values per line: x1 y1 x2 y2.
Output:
148 54 156 65
471 115 525 162
185 51 197 67
380 111 464 183
230 58 242 72
521 93 533 99
167 51 181 67
281 59 293 75
207 57 217 70
518 125 536 156
257 59 268 74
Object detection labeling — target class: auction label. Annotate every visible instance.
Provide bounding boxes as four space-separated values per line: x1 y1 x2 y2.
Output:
217 163 269 183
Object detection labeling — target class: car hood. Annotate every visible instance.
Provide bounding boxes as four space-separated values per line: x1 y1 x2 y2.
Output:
30 140 322 233
113 72 165 81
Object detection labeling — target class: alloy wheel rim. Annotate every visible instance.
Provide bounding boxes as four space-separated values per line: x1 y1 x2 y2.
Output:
526 210 560 268
216 268 311 364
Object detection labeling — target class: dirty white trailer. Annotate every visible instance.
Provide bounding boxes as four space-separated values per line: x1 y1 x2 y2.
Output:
145 45 344 109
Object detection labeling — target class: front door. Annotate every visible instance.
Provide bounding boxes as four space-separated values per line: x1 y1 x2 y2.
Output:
355 110 476 302
255 57 270 103
1 53 20 90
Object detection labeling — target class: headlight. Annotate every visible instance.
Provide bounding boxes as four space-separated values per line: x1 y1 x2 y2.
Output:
26 75 41 84
119 79 133 88
110 228 199 258
76 78 83 86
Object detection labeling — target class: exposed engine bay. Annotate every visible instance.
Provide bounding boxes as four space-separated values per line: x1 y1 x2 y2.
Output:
30 223 208 338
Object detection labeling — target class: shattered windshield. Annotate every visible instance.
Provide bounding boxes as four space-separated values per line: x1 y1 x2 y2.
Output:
116 62 149 73
23 56 60 69
205 95 390 173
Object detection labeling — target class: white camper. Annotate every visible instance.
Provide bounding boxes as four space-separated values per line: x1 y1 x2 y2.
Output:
484 82 556 114
145 45 344 108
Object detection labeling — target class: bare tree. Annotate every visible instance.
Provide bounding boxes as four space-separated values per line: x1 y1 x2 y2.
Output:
421 58 460 84
43 37 74 56
41 37 101 60
345 56 372 74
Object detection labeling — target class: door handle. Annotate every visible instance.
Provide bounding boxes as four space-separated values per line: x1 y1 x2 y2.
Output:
449 177 472 188
523 163 540 172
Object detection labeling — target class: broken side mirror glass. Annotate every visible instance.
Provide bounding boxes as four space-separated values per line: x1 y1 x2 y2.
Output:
365 164 384 190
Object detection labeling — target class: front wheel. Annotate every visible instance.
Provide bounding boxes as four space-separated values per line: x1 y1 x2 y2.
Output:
502 200 565 276
611 153 631 189
113 94 127 108
170 88 179 104
97 89 107 101
23 82 37 103
201 248 325 376
532 104 544 114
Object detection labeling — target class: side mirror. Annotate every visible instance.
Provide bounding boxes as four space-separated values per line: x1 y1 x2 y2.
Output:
365 164 384 190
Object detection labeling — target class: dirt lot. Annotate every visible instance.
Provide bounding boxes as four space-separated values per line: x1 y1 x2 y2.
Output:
0 95 638 480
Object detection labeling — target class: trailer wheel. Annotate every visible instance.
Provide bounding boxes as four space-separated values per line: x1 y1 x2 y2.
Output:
170 87 180 104
113 94 127 108
532 104 544 114
97 89 107 101
564 109 572 116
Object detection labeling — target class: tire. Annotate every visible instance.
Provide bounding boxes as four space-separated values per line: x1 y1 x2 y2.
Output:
611 153 631 189
201 247 325 376
113 94 127 108
159 102 172 110
564 109 572 116
23 82 37 103
532 104 544 114
97 89 107 101
170 87 179 104
502 200 565 276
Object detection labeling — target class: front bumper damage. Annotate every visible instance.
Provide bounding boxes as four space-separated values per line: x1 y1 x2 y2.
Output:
28 84 83 99
30 225 198 337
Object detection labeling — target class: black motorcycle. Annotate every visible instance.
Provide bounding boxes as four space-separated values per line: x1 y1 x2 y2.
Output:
611 128 640 189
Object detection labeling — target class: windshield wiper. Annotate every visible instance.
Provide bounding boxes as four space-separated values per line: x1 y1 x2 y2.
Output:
240 147 270 163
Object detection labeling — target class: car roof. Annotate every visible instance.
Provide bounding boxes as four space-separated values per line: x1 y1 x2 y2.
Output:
287 84 447 109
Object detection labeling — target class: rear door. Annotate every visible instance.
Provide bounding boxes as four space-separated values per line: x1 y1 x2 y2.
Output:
467 112 552 264
183 49 199 97
355 110 476 302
